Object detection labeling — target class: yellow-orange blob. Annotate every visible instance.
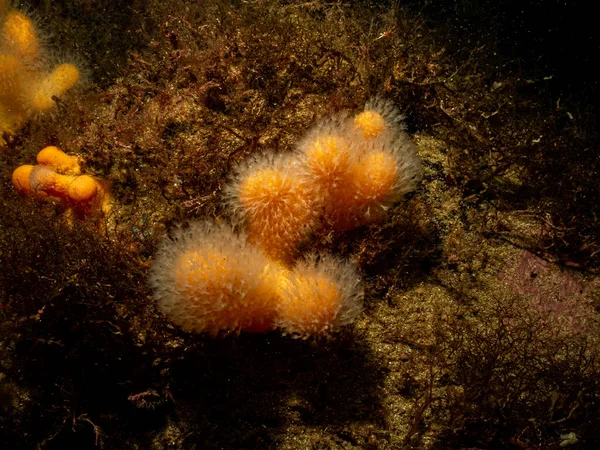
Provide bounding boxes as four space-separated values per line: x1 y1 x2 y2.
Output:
2 12 39 60
277 273 342 336
354 110 386 139
67 175 98 202
0 54 20 88
305 136 351 179
353 151 398 201
323 150 399 230
239 167 315 263
29 165 76 197
11 164 35 195
29 63 80 111
0 100 26 135
174 250 278 333
37 146 81 175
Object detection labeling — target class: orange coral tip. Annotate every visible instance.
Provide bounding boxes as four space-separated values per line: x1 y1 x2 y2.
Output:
37 146 81 175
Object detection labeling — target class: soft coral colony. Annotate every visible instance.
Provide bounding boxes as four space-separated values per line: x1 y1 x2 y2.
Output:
12 146 112 222
0 1 81 147
150 98 423 339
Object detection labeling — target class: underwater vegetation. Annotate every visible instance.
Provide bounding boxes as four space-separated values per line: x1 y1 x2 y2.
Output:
1 0 600 449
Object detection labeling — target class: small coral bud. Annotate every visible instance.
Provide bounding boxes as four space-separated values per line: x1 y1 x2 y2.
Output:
36 146 81 175
225 152 319 264
2 12 39 60
329 137 422 230
352 150 399 221
353 97 407 140
276 254 364 338
67 175 98 203
354 110 387 139
296 115 356 209
304 135 352 201
149 222 280 335
11 164 35 195
305 136 352 178
28 63 80 112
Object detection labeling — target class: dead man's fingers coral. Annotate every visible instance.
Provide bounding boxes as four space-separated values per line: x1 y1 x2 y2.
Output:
293 99 422 231
28 165 73 197
275 253 364 339
148 221 281 335
343 133 423 228
0 7 82 146
11 164 37 196
12 145 110 221
295 114 356 206
353 97 407 141
2 10 40 62
224 151 320 265
0 53 21 91
26 63 80 113
36 145 81 175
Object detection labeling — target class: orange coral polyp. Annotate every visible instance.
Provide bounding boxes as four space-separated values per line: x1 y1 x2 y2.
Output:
354 110 386 139
275 254 364 338
239 168 288 209
150 223 282 335
37 146 81 175
239 165 315 263
175 250 238 305
278 274 341 334
29 63 80 112
354 151 398 201
2 11 39 60
0 54 20 86
305 136 351 179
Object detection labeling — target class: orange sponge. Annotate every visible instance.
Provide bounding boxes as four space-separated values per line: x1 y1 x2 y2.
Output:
149 222 281 335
